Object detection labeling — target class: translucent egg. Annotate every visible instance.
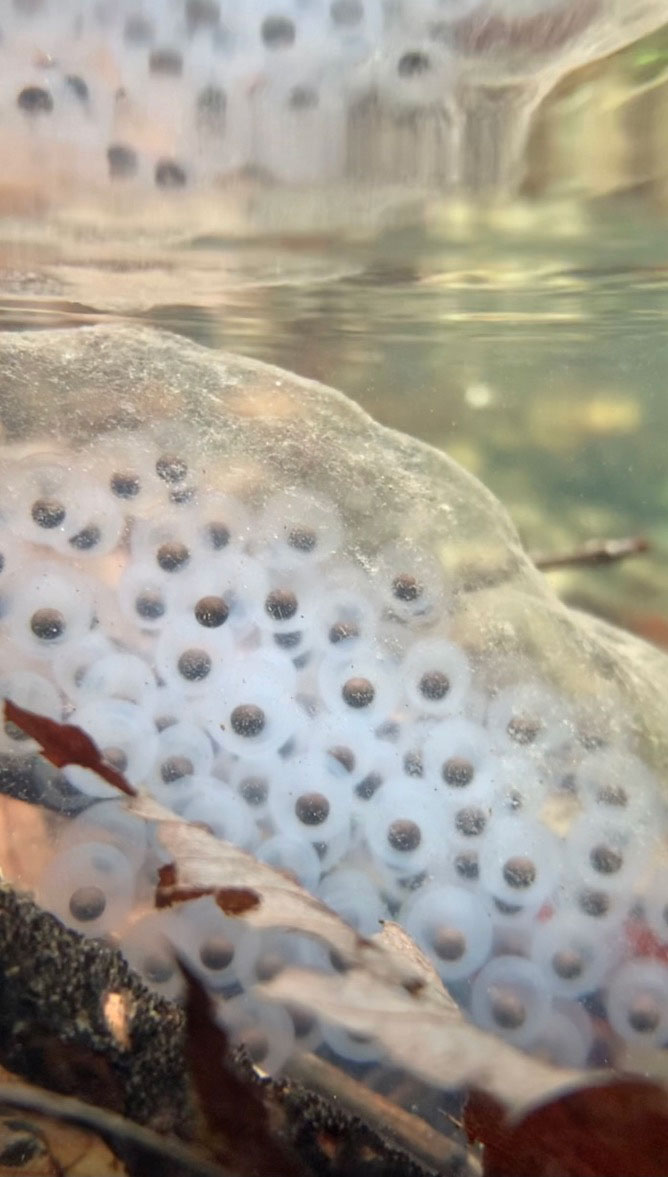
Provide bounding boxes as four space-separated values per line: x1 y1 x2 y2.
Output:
37 840 136 938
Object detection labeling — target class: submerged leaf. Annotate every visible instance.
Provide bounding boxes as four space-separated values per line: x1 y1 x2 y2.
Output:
466 1080 668 1177
3 701 136 798
180 961 303 1177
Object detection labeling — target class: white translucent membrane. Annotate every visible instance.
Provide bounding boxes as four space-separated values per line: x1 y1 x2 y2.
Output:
422 716 496 805
120 910 185 1003
257 489 342 569
57 799 149 870
117 560 179 633
643 870 668 944
82 434 163 516
155 617 233 698
148 721 215 798
527 1001 594 1070
565 813 650 897
478 816 561 910
4 565 95 657
606 960 668 1048
257 834 322 891
5 456 82 554
373 541 447 625
37 841 136 938
190 494 252 556
317 645 400 728
218 994 297 1076
530 910 621 998
52 632 115 699
130 509 206 581
170 779 260 851
350 742 403 817
486 682 573 760
562 881 632 930
145 686 190 732
61 484 125 558
79 652 158 706
575 749 660 828
364 778 441 873
0 671 61 754
321 1021 385 1065
64 698 158 796
402 883 494 982
172 896 260 992
298 712 380 799
167 553 269 642
267 757 353 846
310 567 380 658
229 753 284 819
234 927 331 991
203 655 302 757
489 754 549 822
318 868 385 936
402 639 472 719
470 955 552 1046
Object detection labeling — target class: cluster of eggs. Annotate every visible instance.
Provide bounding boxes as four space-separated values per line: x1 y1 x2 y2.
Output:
0 424 667 1078
0 0 610 193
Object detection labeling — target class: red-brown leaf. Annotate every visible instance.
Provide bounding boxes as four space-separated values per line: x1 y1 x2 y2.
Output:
180 960 303 1177
3 700 136 798
467 1079 668 1177
155 863 260 915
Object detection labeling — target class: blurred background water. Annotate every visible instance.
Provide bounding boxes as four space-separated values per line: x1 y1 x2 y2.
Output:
2 9 668 645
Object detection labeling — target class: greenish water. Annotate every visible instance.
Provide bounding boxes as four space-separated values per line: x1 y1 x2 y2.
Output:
2 201 667 644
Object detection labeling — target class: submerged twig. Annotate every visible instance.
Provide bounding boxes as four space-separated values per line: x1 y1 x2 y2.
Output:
533 535 649 572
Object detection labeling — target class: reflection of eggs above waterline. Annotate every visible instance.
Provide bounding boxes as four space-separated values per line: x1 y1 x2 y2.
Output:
1 404 667 1081
1 0 666 195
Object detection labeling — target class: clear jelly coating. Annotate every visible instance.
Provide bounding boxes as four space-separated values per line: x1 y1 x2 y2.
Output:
2 326 668 1083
